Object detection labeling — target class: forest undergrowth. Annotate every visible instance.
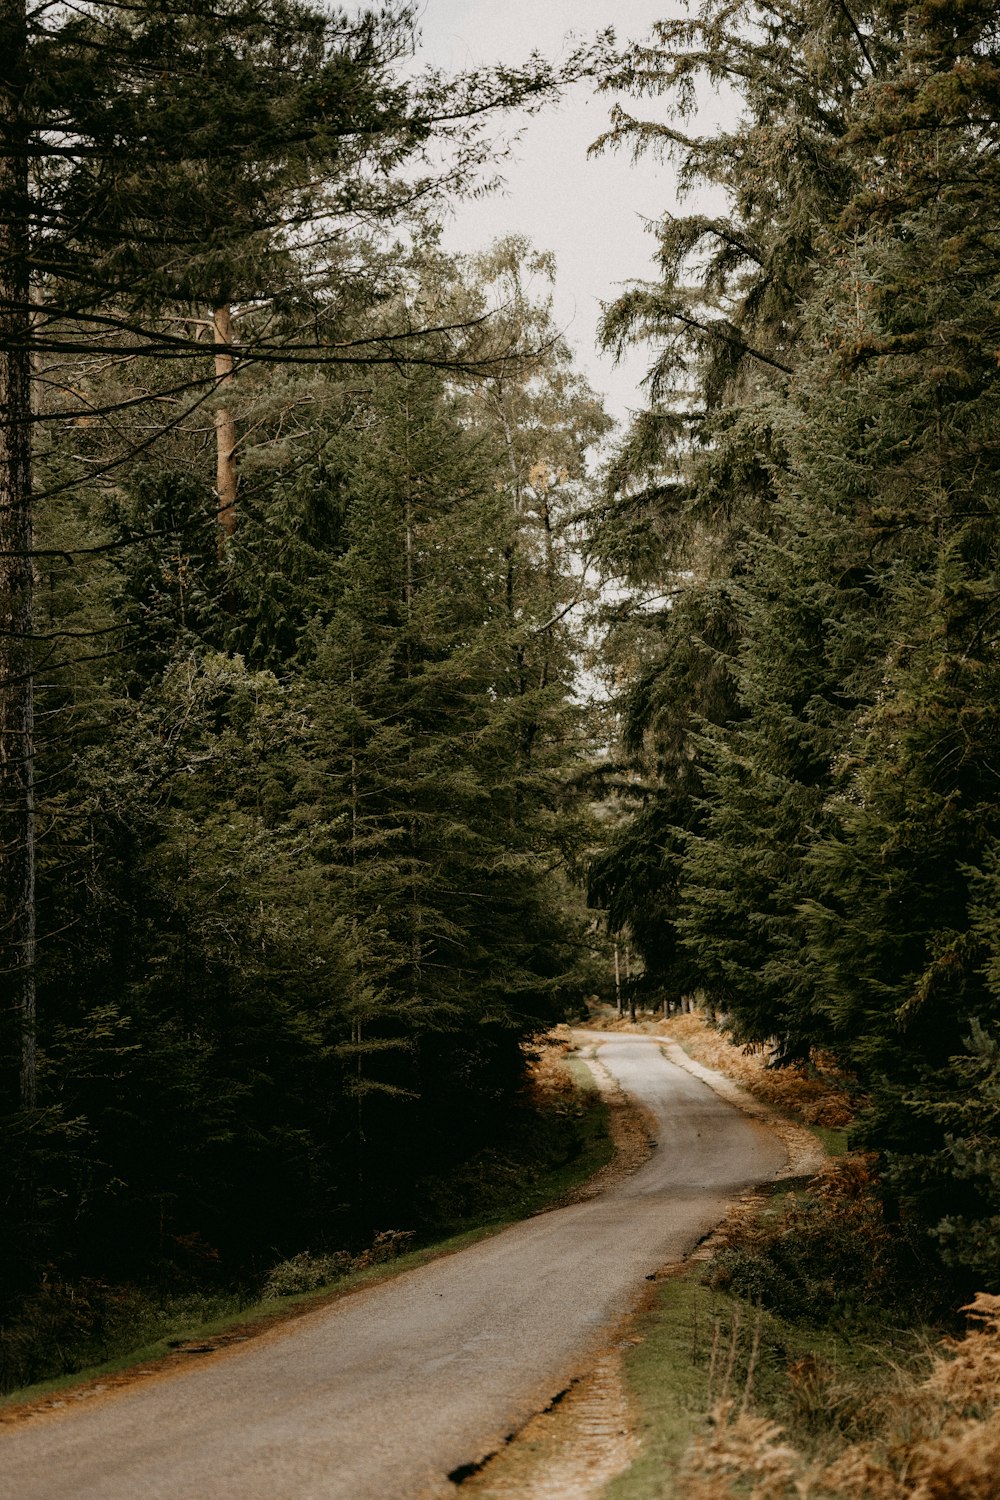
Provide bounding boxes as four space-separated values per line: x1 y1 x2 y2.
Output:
678 1291 1000 1500
607 1273 1000 1500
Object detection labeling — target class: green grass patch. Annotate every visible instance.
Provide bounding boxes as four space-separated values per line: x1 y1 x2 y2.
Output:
808 1123 850 1156
500 1067 613 1218
603 1276 717 1500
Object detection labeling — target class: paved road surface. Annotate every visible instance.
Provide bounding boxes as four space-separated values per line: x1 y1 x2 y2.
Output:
0 1034 785 1500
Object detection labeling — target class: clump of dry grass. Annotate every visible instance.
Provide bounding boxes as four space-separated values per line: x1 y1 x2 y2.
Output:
663 1013 853 1129
524 1029 582 1106
681 1409 800 1500
678 1293 1000 1500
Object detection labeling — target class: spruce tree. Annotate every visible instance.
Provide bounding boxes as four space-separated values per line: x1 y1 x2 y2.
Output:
0 0 35 1113
592 0 1000 1279
588 0 881 1001
795 0 1000 1272
1 0 608 1137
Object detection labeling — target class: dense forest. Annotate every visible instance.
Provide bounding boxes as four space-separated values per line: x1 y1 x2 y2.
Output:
590 0 1000 1291
1 0 999 1386
0 0 614 1357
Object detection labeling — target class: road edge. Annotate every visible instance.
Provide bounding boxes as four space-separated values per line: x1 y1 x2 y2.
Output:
655 1039 828 1179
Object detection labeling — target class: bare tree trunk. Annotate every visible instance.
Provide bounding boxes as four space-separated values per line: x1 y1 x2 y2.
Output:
537 486 557 692
404 474 422 998
0 0 37 1109
213 303 238 549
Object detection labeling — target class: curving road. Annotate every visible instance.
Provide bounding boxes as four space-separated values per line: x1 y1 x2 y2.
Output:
0 1034 785 1500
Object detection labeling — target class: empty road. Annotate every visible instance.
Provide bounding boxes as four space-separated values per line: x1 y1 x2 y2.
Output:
0 1033 785 1500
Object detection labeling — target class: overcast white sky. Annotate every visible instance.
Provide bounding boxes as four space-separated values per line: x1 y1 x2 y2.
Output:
412 1 687 429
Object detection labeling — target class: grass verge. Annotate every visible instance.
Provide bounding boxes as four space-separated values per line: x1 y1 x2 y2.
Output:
602 1264 932 1500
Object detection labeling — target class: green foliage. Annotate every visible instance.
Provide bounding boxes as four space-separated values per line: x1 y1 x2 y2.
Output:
0 0 619 1379
2 213 607 1321
29 0 603 331
590 0 1000 1285
0 1281 245 1396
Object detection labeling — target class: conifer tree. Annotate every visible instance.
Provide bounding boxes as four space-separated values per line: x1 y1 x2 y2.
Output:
1 0 606 1122
588 0 882 999
792 0 1000 1269
0 228 609 1291
0 0 35 1111
289 315 604 1218
593 0 1000 1276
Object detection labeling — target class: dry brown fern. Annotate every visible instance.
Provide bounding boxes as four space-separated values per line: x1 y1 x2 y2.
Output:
662 1013 854 1128
679 1403 800 1500
922 1293 1000 1414
675 1293 1000 1500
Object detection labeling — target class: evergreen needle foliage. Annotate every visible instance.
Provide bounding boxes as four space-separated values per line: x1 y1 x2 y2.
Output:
590 0 1000 1289
0 0 612 1333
